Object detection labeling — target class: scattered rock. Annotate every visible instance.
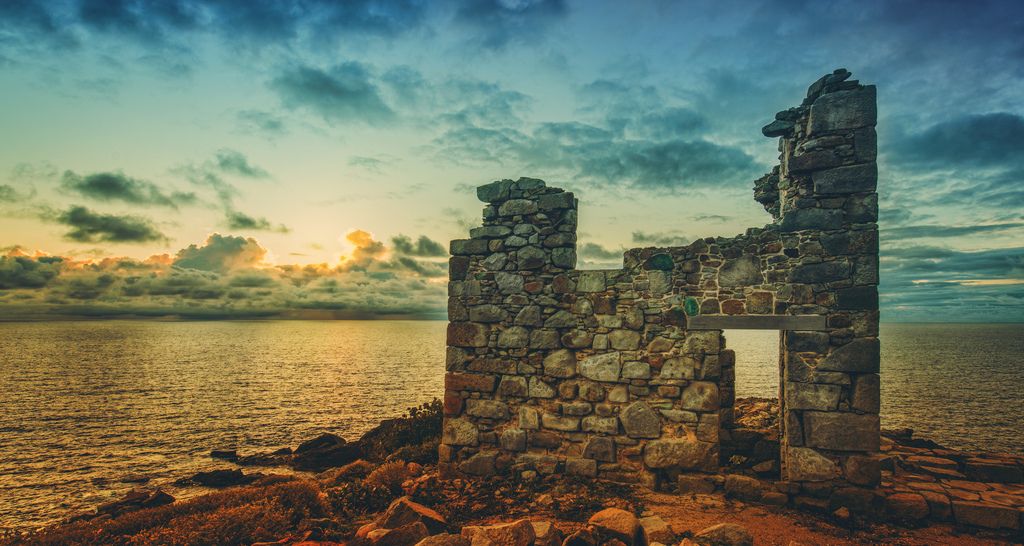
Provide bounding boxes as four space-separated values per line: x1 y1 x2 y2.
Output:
95 489 174 518
638 515 674 545
184 468 255 487
561 528 598 546
692 523 753 546
292 433 363 471
379 497 448 534
588 507 640 545
461 519 535 546
369 521 429 546
415 534 470 546
210 448 238 461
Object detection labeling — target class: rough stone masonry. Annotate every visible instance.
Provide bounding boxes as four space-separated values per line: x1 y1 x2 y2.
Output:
441 69 880 496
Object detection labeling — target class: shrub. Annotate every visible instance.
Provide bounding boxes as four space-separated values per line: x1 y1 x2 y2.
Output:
324 481 392 518
363 461 409 495
357 399 442 462
320 459 376 486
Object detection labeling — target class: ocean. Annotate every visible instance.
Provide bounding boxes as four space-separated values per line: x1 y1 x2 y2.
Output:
0 321 1021 530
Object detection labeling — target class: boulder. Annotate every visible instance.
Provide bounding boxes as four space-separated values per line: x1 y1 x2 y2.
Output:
96 489 174 518
561 528 598 546
461 519 536 546
621 401 661 439
530 521 562 546
415 536 469 546
638 515 674 545
369 521 430 546
588 507 640 545
692 523 753 546
187 468 255 487
379 497 448 534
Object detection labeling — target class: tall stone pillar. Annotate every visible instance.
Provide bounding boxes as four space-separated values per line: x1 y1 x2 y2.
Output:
762 69 881 487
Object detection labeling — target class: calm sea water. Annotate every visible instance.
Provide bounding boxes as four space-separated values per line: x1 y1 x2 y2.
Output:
0 321 1021 530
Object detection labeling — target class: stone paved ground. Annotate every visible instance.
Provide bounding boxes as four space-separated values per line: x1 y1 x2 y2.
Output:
877 429 1024 533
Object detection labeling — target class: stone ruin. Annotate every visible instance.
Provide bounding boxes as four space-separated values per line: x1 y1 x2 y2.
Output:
441 70 880 501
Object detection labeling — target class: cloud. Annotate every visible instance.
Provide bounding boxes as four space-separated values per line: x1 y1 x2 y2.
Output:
894 113 1024 168
577 242 621 260
271 62 396 126
214 149 270 178
883 222 1024 240
631 230 693 247
236 110 287 136
391 234 446 257
454 0 568 50
225 210 290 233
61 170 197 208
0 255 63 289
173 233 267 273
47 205 168 244
0 184 31 202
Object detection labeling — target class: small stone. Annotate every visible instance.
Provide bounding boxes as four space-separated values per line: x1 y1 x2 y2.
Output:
495 272 524 294
609 329 642 350
497 326 530 348
370 521 429 546
885 493 929 522
639 516 674 546
465 399 508 419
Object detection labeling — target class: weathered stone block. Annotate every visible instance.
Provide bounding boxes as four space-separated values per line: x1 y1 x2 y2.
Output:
580 352 620 382
819 338 879 373
450 238 489 255
542 349 576 378
680 382 720 411
788 149 842 173
808 86 877 135
500 429 527 451
850 373 880 413
644 438 717 471
621 401 661 439
836 286 878 310
577 271 606 292
952 500 1021 530
784 447 838 481
495 272 524 294
551 247 576 268
443 418 479 446
786 331 829 353
621 361 651 379
785 382 840 410
528 377 557 398
541 413 580 431
477 180 513 202
566 457 598 477
582 415 619 434
497 376 528 397
516 246 546 269
497 326 530 348
843 454 881 486
812 164 877 195
779 208 843 232
529 329 561 349
790 260 851 283
469 304 506 323
466 399 508 419
583 437 616 462
445 372 496 392
447 322 489 348
609 329 641 350
538 191 574 210
803 412 880 451
544 310 576 328
719 255 763 287
498 199 538 216
519 407 539 430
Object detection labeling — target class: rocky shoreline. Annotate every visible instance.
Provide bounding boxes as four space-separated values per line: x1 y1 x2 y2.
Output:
3 398 1022 545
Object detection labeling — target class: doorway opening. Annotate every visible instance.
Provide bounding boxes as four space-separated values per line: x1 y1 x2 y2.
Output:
720 329 783 478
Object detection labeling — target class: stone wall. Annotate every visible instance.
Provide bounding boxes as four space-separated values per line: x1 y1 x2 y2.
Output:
441 69 880 493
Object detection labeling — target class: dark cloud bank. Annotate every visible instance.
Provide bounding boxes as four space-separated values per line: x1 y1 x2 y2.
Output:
0 230 449 320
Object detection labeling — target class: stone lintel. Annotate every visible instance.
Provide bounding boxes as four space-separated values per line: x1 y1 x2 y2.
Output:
687 315 826 331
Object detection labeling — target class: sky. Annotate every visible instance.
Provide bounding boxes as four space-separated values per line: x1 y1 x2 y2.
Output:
0 0 1022 321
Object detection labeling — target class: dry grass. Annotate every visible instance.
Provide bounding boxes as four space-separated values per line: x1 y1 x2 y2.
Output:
2 479 329 546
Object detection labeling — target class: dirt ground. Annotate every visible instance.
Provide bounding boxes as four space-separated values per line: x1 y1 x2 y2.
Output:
640 490 1017 546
